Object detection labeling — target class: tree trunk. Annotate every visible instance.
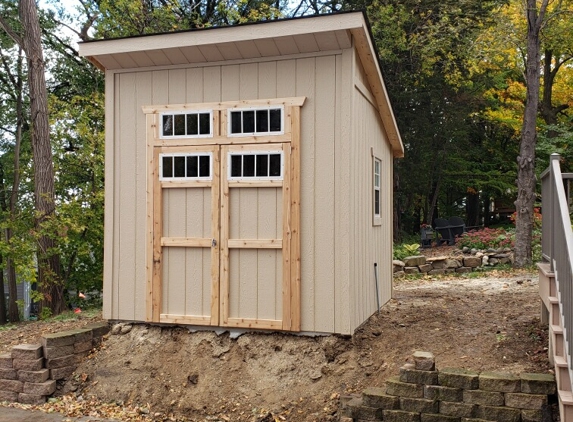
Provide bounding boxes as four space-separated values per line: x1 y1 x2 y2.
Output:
0 253 5 325
19 0 65 314
514 0 548 268
466 190 480 227
0 164 19 322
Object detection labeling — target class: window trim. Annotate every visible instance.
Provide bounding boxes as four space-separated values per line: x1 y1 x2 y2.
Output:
159 152 213 181
373 156 382 226
227 150 284 181
227 106 285 137
159 110 213 139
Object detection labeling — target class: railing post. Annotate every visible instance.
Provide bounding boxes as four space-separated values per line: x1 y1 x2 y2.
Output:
550 154 560 271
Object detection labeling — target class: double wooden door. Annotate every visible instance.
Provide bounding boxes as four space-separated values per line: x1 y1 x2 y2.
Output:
150 143 298 330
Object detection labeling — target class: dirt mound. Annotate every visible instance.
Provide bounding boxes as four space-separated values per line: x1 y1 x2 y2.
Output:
59 271 550 421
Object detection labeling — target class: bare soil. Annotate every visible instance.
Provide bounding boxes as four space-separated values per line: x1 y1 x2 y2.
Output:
0 256 552 421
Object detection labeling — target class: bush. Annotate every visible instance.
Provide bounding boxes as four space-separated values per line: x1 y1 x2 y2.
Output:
457 227 514 250
394 243 420 261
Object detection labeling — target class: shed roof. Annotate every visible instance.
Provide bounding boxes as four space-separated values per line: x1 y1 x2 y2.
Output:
79 11 404 156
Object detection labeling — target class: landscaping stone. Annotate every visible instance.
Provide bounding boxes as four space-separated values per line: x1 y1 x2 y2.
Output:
383 409 421 422
463 257 481 268
446 259 461 269
455 267 472 273
23 380 56 396
12 357 43 372
462 389 504 406
413 351 435 371
420 414 460 422
400 397 439 413
18 369 50 383
351 404 383 420
479 372 521 393
476 405 520 422
394 271 405 278
42 331 76 348
428 269 446 275
0 390 18 402
419 264 433 273
18 392 46 405
405 267 420 274
521 408 547 422
11 344 42 360
430 260 447 270
339 396 362 418
0 379 24 393
386 376 424 398
363 387 400 409
504 392 547 410
0 353 12 368
0 368 17 380
520 373 556 395
43 345 74 359
439 368 479 390
46 354 77 369
424 385 463 402
439 401 477 418
50 365 76 380
74 340 93 354
400 367 438 385
71 328 93 343
85 322 110 338
404 256 426 267
394 260 405 272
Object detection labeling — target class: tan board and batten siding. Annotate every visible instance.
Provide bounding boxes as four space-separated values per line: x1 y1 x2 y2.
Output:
80 12 404 335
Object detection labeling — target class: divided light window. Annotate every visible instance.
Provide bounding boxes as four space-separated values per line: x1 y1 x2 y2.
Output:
229 107 283 136
161 111 212 138
229 151 283 180
160 153 212 180
374 158 381 218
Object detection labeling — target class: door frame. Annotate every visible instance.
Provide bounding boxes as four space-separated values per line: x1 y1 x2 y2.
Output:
143 97 305 331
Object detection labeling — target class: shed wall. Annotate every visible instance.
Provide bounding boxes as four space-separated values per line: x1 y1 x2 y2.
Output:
103 53 357 333
349 52 394 331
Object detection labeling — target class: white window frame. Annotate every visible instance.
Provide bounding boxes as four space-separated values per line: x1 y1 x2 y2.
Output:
227 106 284 137
373 157 381 225
159 110 213 139
227 150 284 181
159 152 213 181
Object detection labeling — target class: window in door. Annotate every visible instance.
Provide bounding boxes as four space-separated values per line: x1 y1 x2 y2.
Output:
228 151 283 180
228 107 283 136
160 111 212 138
373 157 381 225
160 153 212 180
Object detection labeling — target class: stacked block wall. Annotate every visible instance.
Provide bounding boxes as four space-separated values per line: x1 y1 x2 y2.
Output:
0 322 109 405
341 351 556 422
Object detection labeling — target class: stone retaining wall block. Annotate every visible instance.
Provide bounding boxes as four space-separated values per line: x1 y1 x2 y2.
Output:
43 345 74 359
420 414 460 422
439 401 477 418
18 392 46 405
413 351 435 371
382 409 421 422
71 328 93 343
41 332 76 348
0 390 18 402
12 358 43 372
0 379 23 393
479 372 521 392
0 368 17 380
520 373 556 395
362 387 400 409
400 397 439 414
0 354 12 368
11 344 42 360
439 368 479 390
74 340 93 354
462 389 504 406
46 354 76 369
476 405 521 422
50 365 76 380
18 369 49 383
400 367 438 385
85 322 110 338
504 392 548 410
424 385 463 402
23 380 56 396
386 377 424 398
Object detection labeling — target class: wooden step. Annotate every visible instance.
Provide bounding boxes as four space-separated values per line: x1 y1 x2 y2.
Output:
555 356 572 391
559 390 573 422
552 325 566 358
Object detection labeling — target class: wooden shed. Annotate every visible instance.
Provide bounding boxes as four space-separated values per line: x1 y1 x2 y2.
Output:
79 11 404 335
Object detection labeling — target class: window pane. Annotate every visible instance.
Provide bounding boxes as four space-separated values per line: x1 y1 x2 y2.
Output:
186 156 198 178
162 115 173 136
174 156 185 177
243 154 255 177
199 155 210 177
269 154 281 176
162 156 173 178
256 110 268 133
231 155 242 177
199 113 210 135
256 154 268 177
269 109 281 132
243 111 255 133
231 111 242 134
187 114 198 135
174 115 185 136
374 190 380 215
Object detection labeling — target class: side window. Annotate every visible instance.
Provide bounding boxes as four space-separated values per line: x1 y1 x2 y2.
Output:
161 111 212 138
373 157 381 223
228 107 283 136
160 153 212 181
228 151 283 180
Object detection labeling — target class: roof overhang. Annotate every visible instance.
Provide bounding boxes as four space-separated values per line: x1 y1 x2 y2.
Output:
79 12 404 157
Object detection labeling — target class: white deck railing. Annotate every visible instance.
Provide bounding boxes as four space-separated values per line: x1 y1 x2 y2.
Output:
541 153 573 391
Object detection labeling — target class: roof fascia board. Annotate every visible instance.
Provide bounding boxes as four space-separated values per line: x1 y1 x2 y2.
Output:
350 24 404 157
79 13 364 58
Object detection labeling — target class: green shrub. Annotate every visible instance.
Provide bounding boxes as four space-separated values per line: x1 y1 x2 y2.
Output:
458 227 514 250
394 243 420 260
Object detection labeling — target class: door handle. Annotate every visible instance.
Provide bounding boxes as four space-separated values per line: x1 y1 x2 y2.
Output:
212 239 217 247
